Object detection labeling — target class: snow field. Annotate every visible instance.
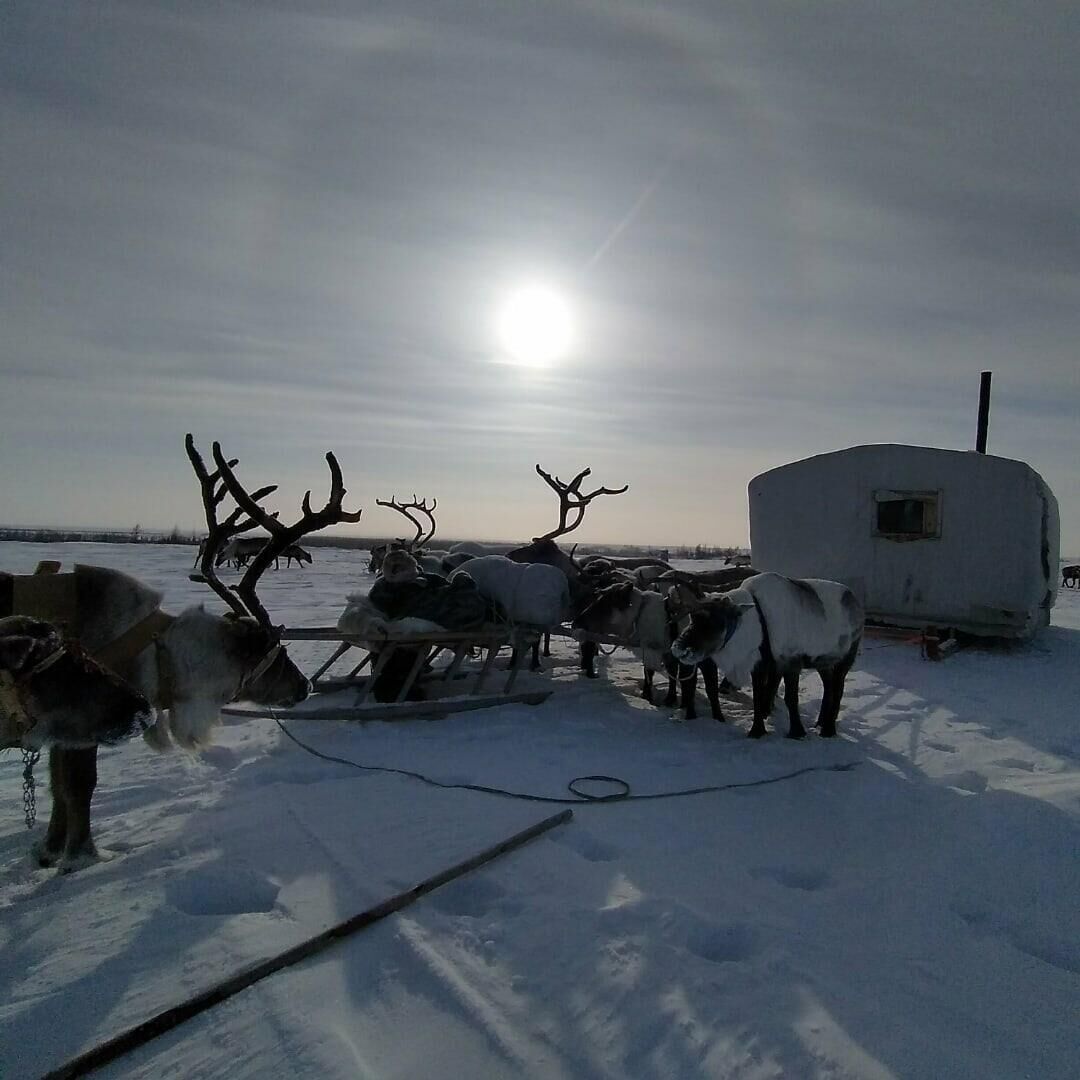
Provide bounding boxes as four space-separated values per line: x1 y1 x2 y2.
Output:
1 542 1077 1079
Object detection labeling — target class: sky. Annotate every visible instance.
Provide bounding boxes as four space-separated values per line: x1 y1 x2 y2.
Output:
2 1 1078 550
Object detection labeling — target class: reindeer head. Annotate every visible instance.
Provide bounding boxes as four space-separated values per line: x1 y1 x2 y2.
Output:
671 593 756 666
571 580 641 641
184 435 363 721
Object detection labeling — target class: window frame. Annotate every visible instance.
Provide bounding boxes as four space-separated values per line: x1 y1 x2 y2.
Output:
872 489 942 542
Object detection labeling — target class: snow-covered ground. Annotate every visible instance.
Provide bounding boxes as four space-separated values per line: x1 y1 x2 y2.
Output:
1 542 1077 1080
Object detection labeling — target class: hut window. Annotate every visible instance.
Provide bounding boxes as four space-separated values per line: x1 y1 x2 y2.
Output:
873 490 941 540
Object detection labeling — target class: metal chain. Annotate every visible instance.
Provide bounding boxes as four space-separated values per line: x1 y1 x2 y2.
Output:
22 748 40 829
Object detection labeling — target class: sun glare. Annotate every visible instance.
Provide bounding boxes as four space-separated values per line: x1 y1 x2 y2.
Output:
496 285 573 367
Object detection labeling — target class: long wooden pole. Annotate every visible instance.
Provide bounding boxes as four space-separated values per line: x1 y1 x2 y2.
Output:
43 809 573 1080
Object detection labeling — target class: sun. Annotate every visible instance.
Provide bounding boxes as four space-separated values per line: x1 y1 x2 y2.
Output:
496 285 573 367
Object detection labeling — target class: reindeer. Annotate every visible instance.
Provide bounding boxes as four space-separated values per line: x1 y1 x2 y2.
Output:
1061 564 1079 589
504 464 630 673
216 537 312 570
672 573 863 739
571 581 725 721
10 435 361 871
370 495 452 575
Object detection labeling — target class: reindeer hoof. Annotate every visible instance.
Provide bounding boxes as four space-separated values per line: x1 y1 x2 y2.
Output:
31 841 62 868
58 849 104 874
747 727 767 739
786 729 807 740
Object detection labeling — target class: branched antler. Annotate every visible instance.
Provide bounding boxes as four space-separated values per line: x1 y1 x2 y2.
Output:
186 434 278 619
209 442 362 625
376 496 437 550
186 438 362 626
533 464 628 541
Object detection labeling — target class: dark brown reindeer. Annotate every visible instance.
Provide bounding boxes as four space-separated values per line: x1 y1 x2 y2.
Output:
507 464 629 673
21 436 361 872
1 616 153 753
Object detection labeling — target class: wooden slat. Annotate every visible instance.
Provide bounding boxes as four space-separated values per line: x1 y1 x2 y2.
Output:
395 646 432 703
223 690 552 723
282 626 513 645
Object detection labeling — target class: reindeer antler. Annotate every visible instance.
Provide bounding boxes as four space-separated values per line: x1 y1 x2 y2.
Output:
186 434 278 620
533 464 628 541
204 440 362 626
376 495 437 551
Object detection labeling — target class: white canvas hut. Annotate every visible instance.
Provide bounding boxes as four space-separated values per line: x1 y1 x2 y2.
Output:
748 444 1059 638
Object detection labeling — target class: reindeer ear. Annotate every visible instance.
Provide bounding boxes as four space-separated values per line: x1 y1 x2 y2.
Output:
0 635 36 674
670 584 703 610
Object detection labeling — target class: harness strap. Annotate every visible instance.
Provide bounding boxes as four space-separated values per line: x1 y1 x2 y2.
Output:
749 595 774 666
236 643 284 698
24 644 68 679
94 609 176 671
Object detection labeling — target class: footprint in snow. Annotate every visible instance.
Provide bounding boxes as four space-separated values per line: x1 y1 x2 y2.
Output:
951 902 1080 975
685 921 759 964
924 739 957 753
197 746 241 771
1007 927 1080 975
166 866 280 916
751 865 833 892
550 829 620 863
601 900 761 965
991 757 1036 772
944 770 988 794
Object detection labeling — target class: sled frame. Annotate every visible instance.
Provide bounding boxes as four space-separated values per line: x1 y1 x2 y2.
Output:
234 625 552 721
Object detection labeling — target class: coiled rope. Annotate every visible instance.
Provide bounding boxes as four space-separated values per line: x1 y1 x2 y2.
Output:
271 711 859 804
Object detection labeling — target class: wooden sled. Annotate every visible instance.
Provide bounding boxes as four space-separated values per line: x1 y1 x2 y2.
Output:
224 624 552 723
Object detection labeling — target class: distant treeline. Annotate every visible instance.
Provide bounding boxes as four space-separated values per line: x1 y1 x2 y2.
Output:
0 525 200 545
0 526 744 560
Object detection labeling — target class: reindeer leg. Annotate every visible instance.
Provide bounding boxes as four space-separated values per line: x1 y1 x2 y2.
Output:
580 640 598 678
700 658 725 722
749 661 779 738
784 669 806 739
679 662 698 720
819 649 856 738
542 631 551 658
662 654 679 707
59 746 100 871
642 665 654 704
32 748 69 867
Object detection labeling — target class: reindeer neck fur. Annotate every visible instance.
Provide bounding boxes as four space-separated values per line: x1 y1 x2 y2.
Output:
619 589 668 671
709 589 764 688
144 607 251 751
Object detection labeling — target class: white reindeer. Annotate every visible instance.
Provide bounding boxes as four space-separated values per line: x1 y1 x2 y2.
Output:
672 573 863 738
